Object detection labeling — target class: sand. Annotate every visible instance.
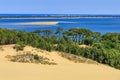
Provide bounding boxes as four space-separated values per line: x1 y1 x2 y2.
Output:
0 45 120 80
79 44 88 48
21 22 58 25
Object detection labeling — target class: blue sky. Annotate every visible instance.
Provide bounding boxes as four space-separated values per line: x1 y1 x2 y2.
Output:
0 0 120 14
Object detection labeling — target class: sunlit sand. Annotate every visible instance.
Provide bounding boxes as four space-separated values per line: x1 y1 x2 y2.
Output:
0 45 120 80
21 22 58 25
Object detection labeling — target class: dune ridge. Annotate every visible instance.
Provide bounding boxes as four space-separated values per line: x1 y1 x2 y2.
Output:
0 45 120 80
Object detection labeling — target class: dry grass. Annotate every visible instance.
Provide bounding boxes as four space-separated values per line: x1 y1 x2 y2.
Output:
0 47 4 51
59 53 98 64
6 52 57 65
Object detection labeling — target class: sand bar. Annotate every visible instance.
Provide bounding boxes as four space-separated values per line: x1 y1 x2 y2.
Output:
20 22 58 25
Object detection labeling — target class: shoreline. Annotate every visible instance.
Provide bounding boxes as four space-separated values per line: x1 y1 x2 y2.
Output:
1 17 119 20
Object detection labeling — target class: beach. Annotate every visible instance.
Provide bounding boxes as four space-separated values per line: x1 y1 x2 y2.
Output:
0 45 120 80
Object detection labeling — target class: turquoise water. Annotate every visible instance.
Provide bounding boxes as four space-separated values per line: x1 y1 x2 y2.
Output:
0 15 120 34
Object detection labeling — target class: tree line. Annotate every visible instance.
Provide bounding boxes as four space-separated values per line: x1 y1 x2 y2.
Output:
0 28 120 69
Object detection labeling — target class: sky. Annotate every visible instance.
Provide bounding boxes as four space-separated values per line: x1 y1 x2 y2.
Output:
0 0 120 14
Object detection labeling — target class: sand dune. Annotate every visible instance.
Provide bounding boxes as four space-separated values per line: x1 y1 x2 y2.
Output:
20 22 58 25
0 45 120 80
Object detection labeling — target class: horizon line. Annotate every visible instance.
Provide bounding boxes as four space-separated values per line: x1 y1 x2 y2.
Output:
0 13 120 15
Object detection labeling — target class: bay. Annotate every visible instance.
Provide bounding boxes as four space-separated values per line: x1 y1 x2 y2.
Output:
0 15 120 34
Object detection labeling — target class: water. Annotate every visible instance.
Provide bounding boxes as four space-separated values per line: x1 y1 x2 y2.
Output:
0 14 120 34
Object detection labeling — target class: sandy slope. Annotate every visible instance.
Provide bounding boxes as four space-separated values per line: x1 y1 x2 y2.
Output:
0 45 120 80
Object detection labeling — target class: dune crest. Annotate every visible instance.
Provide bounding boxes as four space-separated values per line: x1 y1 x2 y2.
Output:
0 44 120 80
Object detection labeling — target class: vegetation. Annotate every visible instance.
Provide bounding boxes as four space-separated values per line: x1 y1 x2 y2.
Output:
6 53 57 65
0 27 120 69
0 46 4 51
14 43 25 51
60 53 98 64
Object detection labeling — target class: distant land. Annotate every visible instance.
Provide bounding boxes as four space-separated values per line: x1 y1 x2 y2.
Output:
1 14 120 18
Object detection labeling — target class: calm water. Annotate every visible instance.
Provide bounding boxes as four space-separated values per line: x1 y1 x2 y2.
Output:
0 16 120 34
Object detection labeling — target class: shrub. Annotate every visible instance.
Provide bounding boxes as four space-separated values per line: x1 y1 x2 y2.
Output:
33 54 40 60
14 43 25 51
